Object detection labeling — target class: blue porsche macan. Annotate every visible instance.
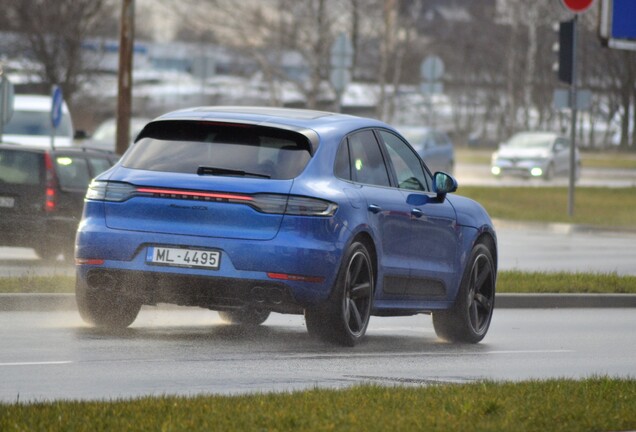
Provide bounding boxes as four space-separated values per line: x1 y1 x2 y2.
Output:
75 107 497 346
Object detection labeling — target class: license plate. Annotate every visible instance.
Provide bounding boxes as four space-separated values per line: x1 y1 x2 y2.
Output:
146 246 220 270
0 197 15 208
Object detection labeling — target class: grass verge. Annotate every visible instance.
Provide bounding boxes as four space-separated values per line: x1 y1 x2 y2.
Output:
460 186 636 227
1 377 635 432
1 271 636 295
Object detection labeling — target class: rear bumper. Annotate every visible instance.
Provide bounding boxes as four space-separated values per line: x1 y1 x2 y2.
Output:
76 223 346 310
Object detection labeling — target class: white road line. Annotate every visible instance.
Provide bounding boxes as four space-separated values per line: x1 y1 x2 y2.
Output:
0 361 73 367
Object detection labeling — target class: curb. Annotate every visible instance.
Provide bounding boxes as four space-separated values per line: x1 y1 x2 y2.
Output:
2 293 636 312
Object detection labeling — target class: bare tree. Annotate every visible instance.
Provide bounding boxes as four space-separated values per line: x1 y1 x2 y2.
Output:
1 0 112 109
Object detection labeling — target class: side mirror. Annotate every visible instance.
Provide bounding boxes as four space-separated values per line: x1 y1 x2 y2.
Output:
433 171 458 199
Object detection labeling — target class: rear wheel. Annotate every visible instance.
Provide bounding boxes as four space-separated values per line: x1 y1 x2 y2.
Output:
305 241 373 346
433 243 495 343
76 278 141 329
218 308 270 326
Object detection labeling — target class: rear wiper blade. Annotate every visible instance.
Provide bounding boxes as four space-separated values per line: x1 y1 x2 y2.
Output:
197 166 270 179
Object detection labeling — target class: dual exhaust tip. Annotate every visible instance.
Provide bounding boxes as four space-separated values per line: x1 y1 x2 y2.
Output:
251 286 284 305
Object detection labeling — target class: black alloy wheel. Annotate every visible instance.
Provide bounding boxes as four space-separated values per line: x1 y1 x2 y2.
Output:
433 243 495 343
305 241 374 346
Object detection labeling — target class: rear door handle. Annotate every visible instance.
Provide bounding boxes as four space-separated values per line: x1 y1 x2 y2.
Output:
368 204 382 214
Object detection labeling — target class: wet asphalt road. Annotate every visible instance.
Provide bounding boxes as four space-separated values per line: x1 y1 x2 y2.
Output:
1 307 635 402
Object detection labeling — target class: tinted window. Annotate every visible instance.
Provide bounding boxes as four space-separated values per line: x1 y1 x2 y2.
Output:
334 140 351 180
88 157 113 177
123 121 311 180
347 130 390 187
0 149 42 185
55 156 90 190
379 130 430 192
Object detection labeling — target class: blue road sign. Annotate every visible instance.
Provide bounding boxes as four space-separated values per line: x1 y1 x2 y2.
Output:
612 0 636 39
51 86 63 129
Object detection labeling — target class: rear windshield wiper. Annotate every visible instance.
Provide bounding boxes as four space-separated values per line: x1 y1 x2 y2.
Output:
197 166 270 179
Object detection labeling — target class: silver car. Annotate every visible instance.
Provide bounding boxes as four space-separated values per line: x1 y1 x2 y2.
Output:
491 131 580 180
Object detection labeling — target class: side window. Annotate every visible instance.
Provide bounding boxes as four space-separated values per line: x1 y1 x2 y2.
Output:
379 130 430 192
55 156 91 190
347 130 390 187
334 140 351 180
88 157 113 177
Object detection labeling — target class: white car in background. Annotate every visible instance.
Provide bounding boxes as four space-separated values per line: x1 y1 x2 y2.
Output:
491 131 580 180
2 94 74 147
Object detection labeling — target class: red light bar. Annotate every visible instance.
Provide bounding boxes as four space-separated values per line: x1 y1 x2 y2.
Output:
136 187 253 202
76 258 105 265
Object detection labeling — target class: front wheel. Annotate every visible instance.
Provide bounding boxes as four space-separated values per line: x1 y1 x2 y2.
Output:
305 241 374 346
218 308 270 326
433 243 495 343
76 278 141 329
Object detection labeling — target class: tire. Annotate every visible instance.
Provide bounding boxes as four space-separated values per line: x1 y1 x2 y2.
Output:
218 308 270 326
305 241 374 346
34 242 60 262
433 243 495 343
75 278 141 329
543 163 554 181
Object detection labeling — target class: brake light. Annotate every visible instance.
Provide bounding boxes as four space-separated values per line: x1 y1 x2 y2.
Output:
86 182 337 216
44 153 56 212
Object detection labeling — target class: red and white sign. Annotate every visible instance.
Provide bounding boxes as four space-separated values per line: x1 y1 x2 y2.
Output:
560 0 595 13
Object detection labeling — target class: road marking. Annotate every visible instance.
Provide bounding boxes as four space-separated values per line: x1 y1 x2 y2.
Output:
0 361 72 367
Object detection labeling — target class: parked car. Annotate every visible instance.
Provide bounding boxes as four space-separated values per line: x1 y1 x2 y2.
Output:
3 94 75 147
491 131 581 180
395 126 454 174
86 117 152 152
75 107 497 346
0 143 118 260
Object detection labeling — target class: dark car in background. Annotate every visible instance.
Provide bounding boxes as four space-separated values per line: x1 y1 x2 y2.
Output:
395 126 455 174
0 143 118 260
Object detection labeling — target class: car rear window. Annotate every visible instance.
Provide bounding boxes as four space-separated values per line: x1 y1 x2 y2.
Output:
55 156 91 190
0 149 42 185
122 121 311 180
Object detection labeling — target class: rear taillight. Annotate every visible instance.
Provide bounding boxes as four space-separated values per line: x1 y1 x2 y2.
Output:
44 153 56 212
86 181 337 217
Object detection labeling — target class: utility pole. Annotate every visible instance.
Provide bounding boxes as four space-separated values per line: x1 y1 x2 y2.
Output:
116 0 135 155
567 15 578 217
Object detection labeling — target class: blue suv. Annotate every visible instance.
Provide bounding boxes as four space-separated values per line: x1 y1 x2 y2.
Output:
75 107 497 346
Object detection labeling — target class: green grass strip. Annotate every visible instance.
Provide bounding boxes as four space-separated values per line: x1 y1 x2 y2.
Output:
0 275 75 294
460 186 636 227
497 271 636 294
1 271 636 294
1 378 635 432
